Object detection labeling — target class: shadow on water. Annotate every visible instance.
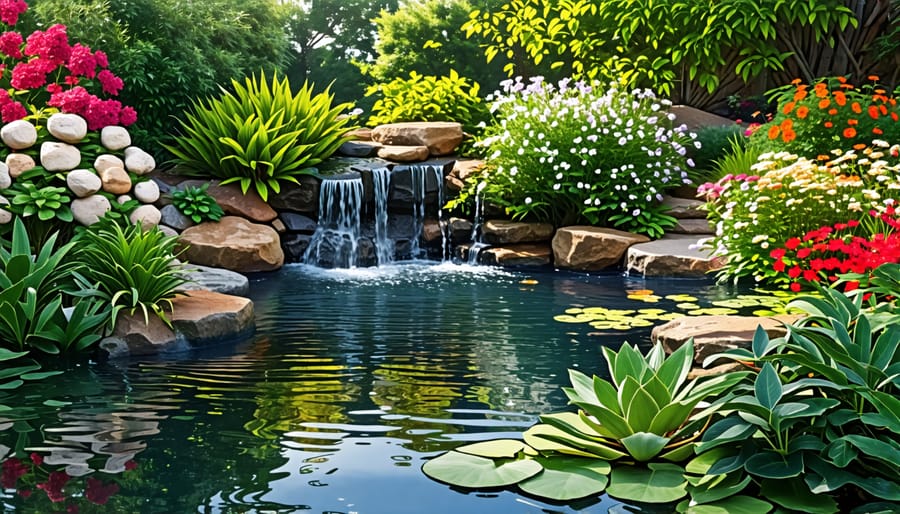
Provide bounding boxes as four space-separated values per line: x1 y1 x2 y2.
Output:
0 262 747 513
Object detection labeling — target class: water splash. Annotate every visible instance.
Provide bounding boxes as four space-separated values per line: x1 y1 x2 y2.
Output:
372 167 394 266
303 177 363 268
407 164 448 261
467 191 488 265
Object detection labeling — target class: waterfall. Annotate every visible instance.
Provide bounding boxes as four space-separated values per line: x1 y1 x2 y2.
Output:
372 167 394 266
303 177 364 268
407 164 449 261
467 190 488 265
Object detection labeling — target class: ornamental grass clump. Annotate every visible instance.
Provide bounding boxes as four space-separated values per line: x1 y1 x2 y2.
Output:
750 76 900 159
166 72 357 202
467 77 697 236
700 141 900 284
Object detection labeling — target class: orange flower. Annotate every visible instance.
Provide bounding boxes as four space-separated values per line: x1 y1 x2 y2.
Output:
852 102 862 114
880 104 888 115
814 83 828 98
869 75 880 81
780 118 793 131
824 121 834 128
836 76 847 84
768 124 781 140
782 129 796 143
890 98 897 106
794 89 808 101
818 98 831 109
817 154 831 161
892 112 899 121
844 127 857 138
796 106 809 119
873 127 884 135
869 105 880 119
828 108 838 116
853 143 867 150
848 118 859 125
783 101 796 114
791 78 803 85
833 90 847 106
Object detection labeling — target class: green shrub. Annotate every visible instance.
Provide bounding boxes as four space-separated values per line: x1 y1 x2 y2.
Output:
71 217 190 326
366 70 488 134
708 135 762 184
171 183 224 224
688 124 745 182
165 72 356 202
457 77 697 236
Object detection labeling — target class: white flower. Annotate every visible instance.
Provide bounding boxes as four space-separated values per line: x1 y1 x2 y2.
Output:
524 197 533 204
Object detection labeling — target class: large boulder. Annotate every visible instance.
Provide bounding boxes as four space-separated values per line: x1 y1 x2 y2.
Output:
178 216 284 272
169 289 254 343
6 153 34 178
377 145 430 162
206 182 277 223
100 126 131 151
371 122 464 156
47 113 88 143
71 194 111 225
483 220 554 244
552 226 650 271
661 196 706 219
671 218 714 235
652 315 799 365
268 175 319 213
177 265 250 296
626 235 725 277
66 169 102 198
99 311 182 358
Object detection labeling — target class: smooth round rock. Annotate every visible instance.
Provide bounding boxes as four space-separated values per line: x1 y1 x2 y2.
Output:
133 180 160 203
0 195 10 224
6 153 35 178
47 113 88 143
117 194 132 204
124 146 155 175
40 142 81 171
0 164 10 190
71 194 111 225
0 120 37 150
100 125 131 151
66 169 102 198
99 166 132 195
94 154 125 174
130 204 161 229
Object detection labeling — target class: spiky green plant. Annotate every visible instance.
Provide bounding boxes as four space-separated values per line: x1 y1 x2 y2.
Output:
165 72 357 201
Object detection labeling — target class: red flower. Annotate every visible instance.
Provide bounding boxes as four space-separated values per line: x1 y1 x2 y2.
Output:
0 99 25 121
847 220 860 228
790 282 802 292
66 43 97 78
36 470 69 503
1 458 29 489
785 237 802 250
97 69 123 96
773 259 786 272
802 269 818 281
796 247 812 259
124 460 138 471
788 266 802 279
119 105 137 126
10 58 54 89
24 24 70 65
0 0 27 26
0 30 21 58
769 248 786 260
29 453 43 466
85 477 119 505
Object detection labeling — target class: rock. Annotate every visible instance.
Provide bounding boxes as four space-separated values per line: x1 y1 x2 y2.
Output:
66 169 102 198
281 233 312 262
662 196 707 219
207 182 277 223
47 113 88 143
271 219 286 233
626 235 726 277
481 243 552 267
40 142 81 171
129 204 161 229
268 175 319 213
483 220 554 244
71 194 111 225
160 204 195 231
652 315 799 365
671 218 714 234
347 127 373 141
6 153 34 178
94 154 125 174
133 180 160 203
449 217 473 243
670 105 735 132
552 226 650 271
158 225 179 237
423 218 442 243
116 194 132 204
99 166 132 195
0 196 10 224
371 122 464 156
377 145 430 162
124 146 155 175
338 140 381 157
688 362 747 380
100 126 131 151
279 212 317 233
178 216 284 272
0 163 10 189
0 119 37 149
100 311 182 357
453 159 485 181
169 289 254 343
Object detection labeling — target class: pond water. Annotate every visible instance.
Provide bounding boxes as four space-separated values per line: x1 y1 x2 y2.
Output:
0 263 760 513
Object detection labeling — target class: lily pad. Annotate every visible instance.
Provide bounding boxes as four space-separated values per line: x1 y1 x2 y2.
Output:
518 457 610 500
456 439 528 459
565 308 584 314
677 495 772 514
676 303 701 310
665 294 698 302
422 450 542 489
554 314 592 323
687 308 739 316
628 294 662 303
607 462 688 503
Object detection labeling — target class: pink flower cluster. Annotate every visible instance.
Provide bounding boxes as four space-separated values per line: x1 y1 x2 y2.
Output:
0 0 136 129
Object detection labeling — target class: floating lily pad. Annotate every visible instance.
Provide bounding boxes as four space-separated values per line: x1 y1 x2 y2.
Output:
520 279 539 285
565 308 583 314
665 294 698 302
687 308 739 316
637 308 667 315
628 294 662 303
677 495 773 514
676 303 701 310
518 457 611 500
456 439 529 459
554 314 593 323
422 450 542 489
658 313 687 321
607 463 688 503
627 289 655 296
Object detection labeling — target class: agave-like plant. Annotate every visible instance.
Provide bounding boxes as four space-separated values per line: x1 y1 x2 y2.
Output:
525 340 747 462
165 72 357 201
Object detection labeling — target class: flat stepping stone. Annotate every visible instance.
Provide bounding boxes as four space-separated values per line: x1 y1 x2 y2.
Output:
553 226 649 271
662 196 706 219
671 218 714 234
178 265 249 296
481 243 552 267
626 234 724 277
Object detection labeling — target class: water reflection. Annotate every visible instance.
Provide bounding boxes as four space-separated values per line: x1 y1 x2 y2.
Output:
0 263 740 513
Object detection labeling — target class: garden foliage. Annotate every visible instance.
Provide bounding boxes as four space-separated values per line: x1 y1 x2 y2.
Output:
165 72 356 202
170 183 224 224
454 77 697 236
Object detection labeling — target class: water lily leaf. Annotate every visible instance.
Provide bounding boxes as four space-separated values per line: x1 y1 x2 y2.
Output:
42 400 71 407
620 432 670 461
678 495 772 514
665 294 698 302
759 478 838 513
518 457 610 500
607 462 688 503
554 314 592 323
752 309 777 316
629 294 661 303
687 308 739 316
628 289 655 296
564 307 583 314
637 308 667 315
456 439 528 459
676 303 701 310
422 450 542 489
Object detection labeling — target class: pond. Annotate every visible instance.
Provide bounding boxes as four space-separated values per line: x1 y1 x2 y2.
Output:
0 262 762 513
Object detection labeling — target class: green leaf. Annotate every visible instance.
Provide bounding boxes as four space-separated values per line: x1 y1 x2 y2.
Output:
745 450 803 479
679 495 772 514
517 456 609 500
755 363 782 411
422 450 542 488
456 439 528 459
620 432 670 461
760 478 838 513
607 463 688 503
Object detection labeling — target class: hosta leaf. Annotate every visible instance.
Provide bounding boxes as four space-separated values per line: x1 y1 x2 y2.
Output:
607 462 688 504
422 450 541 488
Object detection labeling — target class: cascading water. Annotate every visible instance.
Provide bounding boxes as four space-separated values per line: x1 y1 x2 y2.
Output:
372 167 394 266
407 164 449 260
467 188 488 265
303 177 364 268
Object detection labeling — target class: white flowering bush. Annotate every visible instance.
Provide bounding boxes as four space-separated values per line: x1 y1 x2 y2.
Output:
460 77 697 236
700 142 900 283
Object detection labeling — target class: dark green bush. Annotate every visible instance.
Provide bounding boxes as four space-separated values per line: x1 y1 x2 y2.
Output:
171 183 224 224
688 124 745 182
